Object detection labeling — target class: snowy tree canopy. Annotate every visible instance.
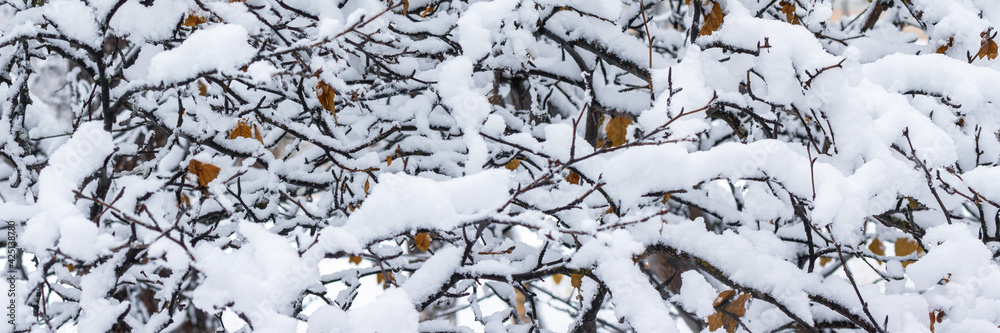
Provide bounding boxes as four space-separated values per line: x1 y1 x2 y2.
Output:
4 0 1000 332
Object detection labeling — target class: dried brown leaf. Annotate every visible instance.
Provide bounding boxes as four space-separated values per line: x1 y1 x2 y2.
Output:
316 80 338 122
699 1 725 37
780 1 799 25
349 255 362 265
605 117 633 147
188 160 221 188
182 14 207 27
229 120 253 140
505 159 521 170
869 237 886 256
420 4 435 17
376 271 394 288
708 292 751 333
253 124 264 144
566 172 580 185
552 274 563 285
570 273 583 289
936 37 953 54
415 232 431 252
197 80 208 96
819 257 832 266
895 237 920 256
514 289 528 322
978 38 999 60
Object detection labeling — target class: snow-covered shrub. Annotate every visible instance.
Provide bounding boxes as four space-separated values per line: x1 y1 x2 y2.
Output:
3 0 1000 332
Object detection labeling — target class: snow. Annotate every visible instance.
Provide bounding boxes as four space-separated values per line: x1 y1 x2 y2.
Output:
307 289 419 333
147 24 257 84
315 170 510 254
11 0 1000 332
22 122 115 262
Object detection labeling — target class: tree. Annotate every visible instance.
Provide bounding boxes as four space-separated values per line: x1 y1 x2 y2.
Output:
3 0 1000 332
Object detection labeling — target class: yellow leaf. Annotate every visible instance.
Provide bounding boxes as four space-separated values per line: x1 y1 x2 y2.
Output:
401 0 409 12
895 237 920 256
699 1 725 37
364 178 370 194
229 120 254 140
819 257 832 266
661 193 672 204
708 291 751 333
66 264 75 272
552 274 563 285
178 193 190 207
566 172 580 185
197 80 208 96
505 159 521 170
570 273 583 289
349 255 362 265
188 160 221 188
386 155 393 166
182 13 207 27
316 80 338 122
907 197 919 209
414 232 431 251
605 117 633 147
779 1 799 25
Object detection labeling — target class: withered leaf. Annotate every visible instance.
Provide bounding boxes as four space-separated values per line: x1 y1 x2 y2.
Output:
895 237 920 256
566 172 581 185
936 37 953 54
708 291 751 333
188 160 221 188
907 197 919 209
699 1 725 37
819 257 832 266
869 237 886 256
570 273 583 289
415 232 431 251
364 178 370 194
978 38 998 60
779 1 799 25
505 159 521 170
197 80 208 96
552 274 563 285
420 4 435 17
349 255 363 265
315 80 338 122
386 155 393 166
253 124 263 144
514 289 528 322
229 120 253 140
376 271 395 288
606 117 633 147
182 14 207 27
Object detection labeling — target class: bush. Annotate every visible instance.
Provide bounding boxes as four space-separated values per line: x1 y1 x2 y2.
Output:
3 0 1000 332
